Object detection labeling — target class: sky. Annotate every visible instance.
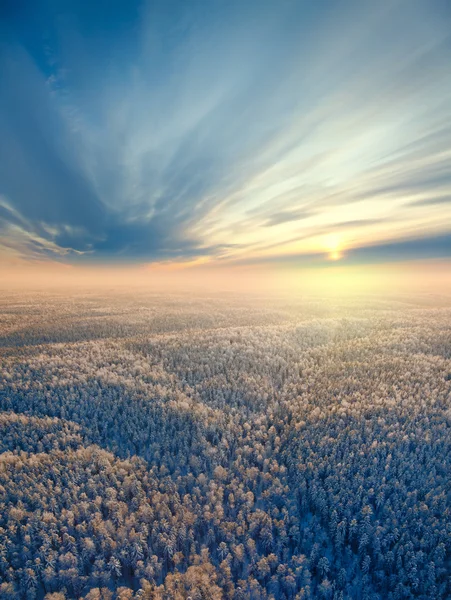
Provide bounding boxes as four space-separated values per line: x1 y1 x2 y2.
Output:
1 0 451 285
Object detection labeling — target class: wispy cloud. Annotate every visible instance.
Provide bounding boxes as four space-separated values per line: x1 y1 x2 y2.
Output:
1 0 451 267
227 233 451 267
408 196 451 207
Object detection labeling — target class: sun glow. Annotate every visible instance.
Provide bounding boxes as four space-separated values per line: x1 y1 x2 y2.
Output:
324 234 343 261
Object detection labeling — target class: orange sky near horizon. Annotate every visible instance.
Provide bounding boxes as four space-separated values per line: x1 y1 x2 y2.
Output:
1 257 451 301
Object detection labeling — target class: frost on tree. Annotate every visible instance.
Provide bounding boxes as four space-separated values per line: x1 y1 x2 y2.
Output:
0 290 449 599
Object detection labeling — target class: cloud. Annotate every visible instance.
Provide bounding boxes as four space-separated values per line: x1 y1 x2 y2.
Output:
229 233 451 267
264 210 313 227
408 196 451 207
346 233 451 264
0 0 451 266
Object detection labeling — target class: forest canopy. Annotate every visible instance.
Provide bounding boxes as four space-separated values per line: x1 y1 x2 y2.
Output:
0 289 450 600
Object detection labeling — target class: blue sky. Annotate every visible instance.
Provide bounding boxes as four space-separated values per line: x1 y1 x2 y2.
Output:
1 0 450 269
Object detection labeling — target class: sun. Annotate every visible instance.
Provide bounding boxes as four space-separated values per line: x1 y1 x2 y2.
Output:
324 234 343 261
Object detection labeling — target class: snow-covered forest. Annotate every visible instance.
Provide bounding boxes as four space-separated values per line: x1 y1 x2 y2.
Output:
0 289 450 600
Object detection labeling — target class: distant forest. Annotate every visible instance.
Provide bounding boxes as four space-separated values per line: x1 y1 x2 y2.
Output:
0 290 450 599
